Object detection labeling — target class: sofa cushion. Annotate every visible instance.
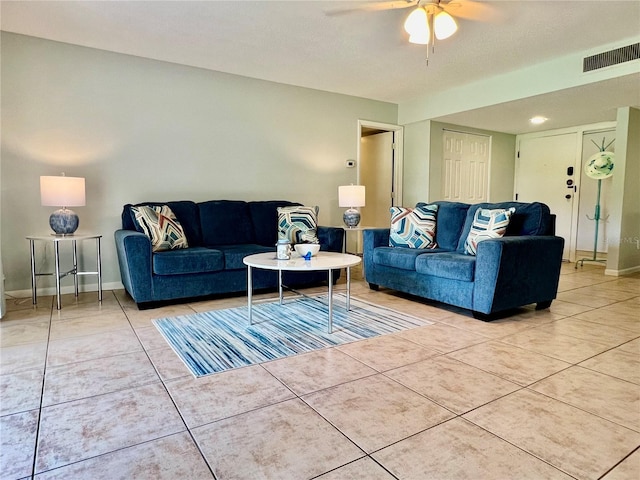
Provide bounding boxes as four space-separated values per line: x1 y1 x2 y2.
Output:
502 202 551 236
373 246 425 271
152 247 224 275
216 244 275 270
456 201 551 252
249 200 301 246
389 204 438 249
415 252 476 282
418 201 469 251
131 205 189 252
199 200 256 246
123 201 202 247
277 205 320 244
464 207 515 255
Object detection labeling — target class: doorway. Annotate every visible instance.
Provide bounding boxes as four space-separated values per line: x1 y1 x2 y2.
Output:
515 123 618 263
357 120 404 227
515 132 579 261
360 131 394 228
355 120 403 252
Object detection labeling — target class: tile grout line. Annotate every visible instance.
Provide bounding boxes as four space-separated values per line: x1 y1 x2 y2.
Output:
523 386 640 435
118 293 220 480
596 445 640 480
7 271 636 479
30 295 54 480
458 416 583 480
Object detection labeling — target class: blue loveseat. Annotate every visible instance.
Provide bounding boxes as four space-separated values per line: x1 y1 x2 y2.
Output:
363 201 564 319
115 200 344 307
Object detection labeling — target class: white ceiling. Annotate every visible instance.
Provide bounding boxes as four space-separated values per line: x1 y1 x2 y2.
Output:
2 0 639 134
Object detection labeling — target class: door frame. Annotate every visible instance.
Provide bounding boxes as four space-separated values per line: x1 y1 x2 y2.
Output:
356 120 404 208
514 121 616 263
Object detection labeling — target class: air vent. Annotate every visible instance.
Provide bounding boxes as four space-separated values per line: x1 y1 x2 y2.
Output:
583 43 640 72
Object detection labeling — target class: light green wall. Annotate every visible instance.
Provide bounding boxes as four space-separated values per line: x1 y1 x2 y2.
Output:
402 120 516 203
1 33 397 293
401 120 431 207
607 107 640 274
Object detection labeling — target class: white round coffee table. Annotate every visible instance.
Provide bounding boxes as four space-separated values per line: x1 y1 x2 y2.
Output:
243 251 361 333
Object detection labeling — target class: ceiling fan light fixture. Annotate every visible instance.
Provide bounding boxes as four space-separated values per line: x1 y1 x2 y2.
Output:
434 10 458 40
409 32 430 45
404 7 428 36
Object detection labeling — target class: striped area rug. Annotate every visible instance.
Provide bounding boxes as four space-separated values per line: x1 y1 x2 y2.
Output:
153 294 432 377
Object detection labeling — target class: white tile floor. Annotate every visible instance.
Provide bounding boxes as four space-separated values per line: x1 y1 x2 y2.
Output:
1 263 638 479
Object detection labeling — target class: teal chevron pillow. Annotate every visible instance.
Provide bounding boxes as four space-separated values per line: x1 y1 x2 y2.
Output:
464 207 515 255
277 205 320 244
389 204 438 249
132 205 189 252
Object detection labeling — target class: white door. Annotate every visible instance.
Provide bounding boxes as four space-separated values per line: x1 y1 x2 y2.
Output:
360 131 394 228
442 130 490 203
516 133 578 260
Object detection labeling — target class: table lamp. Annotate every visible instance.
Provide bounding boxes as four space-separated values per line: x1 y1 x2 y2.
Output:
338 185 365 227
40 175 85 235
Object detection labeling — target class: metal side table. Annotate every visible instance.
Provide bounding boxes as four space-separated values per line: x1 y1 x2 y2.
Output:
337 225 376 255
27 234 102 310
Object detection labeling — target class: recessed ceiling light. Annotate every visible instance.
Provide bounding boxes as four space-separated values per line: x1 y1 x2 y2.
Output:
529 116 548 125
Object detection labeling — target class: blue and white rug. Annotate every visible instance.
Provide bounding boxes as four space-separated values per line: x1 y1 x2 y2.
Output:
153 294 432 377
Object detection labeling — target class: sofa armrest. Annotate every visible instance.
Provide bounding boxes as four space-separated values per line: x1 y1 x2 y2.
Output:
114 230 154 303
473 235 565 314
363 228 391 248
363 228 390 268
317 226 345 253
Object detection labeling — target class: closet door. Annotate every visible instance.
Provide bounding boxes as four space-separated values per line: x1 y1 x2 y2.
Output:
442 130 490 203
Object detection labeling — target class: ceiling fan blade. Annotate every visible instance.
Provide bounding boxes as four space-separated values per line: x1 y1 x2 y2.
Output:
325 0 416 16
444 0 501 22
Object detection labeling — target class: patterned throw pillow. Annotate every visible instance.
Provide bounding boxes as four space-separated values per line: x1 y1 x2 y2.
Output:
131 205 189 252
389 204 438 249
277 206 320 244
464 207 515 256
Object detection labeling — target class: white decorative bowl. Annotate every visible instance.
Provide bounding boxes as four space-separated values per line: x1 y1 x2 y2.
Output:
294 243 320 257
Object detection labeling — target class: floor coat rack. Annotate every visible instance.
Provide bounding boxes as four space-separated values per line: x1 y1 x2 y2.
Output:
576 138 614 268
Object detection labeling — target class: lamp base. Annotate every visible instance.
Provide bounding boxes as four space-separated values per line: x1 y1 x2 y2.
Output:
343 208 361 228
49 208 79 235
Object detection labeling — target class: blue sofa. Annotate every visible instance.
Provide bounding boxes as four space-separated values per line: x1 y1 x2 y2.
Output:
115 200 344 307
363 201 564 319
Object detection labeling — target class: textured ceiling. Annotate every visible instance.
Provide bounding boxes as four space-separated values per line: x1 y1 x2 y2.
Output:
2 0 639 133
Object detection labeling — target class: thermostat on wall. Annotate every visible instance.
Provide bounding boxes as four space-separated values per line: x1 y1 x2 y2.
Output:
346 160 356 168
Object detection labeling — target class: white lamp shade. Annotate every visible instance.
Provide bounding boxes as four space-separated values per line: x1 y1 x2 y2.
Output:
434 11 458 40
40 176 86 207
338 185 365 208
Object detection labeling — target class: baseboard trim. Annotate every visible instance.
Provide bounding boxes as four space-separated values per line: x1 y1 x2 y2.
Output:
6 281 124 299
605 265 640 276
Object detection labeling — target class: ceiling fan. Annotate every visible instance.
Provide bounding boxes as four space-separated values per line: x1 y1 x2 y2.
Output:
327 0 494 22
327 1 496 62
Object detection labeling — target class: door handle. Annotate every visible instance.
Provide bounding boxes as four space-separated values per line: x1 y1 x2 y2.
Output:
565 194 572 199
